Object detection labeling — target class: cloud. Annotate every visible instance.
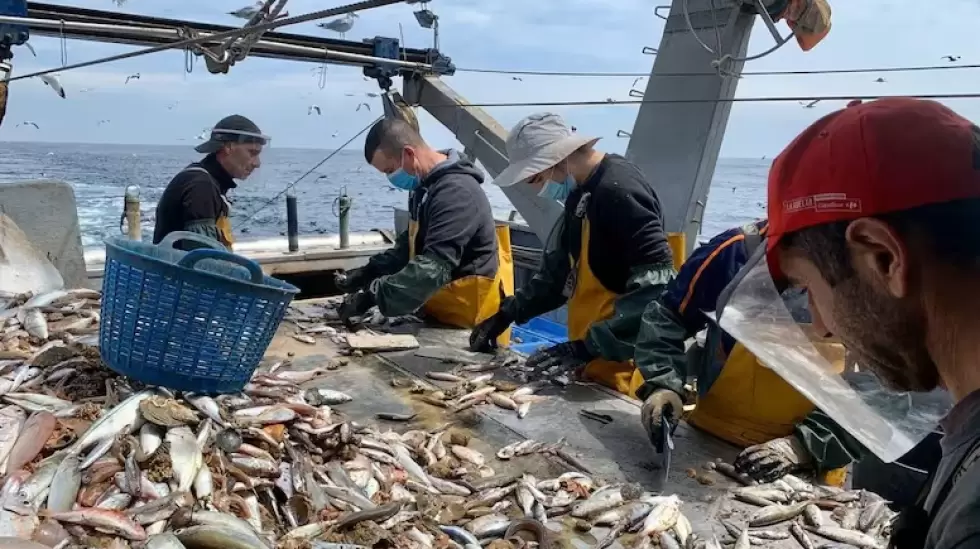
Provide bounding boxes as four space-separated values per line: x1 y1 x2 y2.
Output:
5 0 980 158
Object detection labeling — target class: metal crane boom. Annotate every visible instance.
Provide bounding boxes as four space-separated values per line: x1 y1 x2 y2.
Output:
19 2 452 74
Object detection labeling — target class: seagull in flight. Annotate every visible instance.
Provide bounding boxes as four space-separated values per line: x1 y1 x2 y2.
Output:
196 128 210 140
356 102 371 112
38 74 65 99
308 105 321 115
125 73 140 84
511 76 523 82
799 99 820 109
228 2 261 19
874 77 886 83
97 119 110 126
942 55 961 62
317 13 358 38
17 121 39 129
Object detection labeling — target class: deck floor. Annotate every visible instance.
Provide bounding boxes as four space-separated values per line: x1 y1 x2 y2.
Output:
266 300 810 548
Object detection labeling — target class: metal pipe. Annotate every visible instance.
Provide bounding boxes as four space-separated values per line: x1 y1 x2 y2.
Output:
286 193 299 252
117 184 142 241
14 16 434 70
335 187 352 250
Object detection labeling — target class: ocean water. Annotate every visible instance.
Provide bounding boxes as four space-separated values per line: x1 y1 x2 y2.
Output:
0 141 767 248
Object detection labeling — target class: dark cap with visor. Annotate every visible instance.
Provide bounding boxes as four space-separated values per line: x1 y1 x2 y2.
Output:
195 114 269 154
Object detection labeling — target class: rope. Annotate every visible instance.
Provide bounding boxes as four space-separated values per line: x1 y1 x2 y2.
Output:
413 92 980 108
238 116 382 229
454 62 980 79
9 0 405 83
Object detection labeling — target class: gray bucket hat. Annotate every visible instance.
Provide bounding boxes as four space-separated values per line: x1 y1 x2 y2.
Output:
195 114 269 154
492 113 599 188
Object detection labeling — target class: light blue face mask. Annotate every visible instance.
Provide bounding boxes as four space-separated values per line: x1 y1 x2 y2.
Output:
387 168 419 191
538 175 575 202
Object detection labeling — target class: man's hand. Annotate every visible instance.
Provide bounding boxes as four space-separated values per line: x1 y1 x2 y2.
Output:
525 340 593 379
734 435 812 483
334 267 374 293
640 389 683 452
469 300 516 352
339 289 376 328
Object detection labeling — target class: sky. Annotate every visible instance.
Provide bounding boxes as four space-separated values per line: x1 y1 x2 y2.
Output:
4 0 980 157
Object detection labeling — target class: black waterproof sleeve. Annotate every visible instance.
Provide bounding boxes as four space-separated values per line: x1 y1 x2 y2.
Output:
506 217 571 324
365 230 410 278
372 176 481 317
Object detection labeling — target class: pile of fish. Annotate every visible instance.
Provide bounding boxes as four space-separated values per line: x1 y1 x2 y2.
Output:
705 463 896 549
0 288 900 549
0 289 101 357
0 288 709 549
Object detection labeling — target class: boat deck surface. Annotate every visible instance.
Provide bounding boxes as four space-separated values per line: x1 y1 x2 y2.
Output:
267 299 806 548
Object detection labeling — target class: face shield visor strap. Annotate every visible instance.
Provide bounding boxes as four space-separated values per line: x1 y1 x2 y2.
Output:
716 248 950 463
210 128 272 149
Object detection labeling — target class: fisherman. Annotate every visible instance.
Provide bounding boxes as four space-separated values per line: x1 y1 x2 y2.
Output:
336 118 514 334
755 98 978 548
633 218 864 485
469 113 675 396
153 115 267 250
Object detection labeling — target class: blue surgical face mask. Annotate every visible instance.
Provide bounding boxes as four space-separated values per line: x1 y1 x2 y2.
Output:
387 168 419 191
537 175 575 202
387 152 421 191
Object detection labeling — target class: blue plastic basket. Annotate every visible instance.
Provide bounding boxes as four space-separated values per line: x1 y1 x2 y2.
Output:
99 232 299 393
510 316 568 356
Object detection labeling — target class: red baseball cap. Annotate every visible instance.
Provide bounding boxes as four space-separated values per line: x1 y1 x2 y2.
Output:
767 97 980 279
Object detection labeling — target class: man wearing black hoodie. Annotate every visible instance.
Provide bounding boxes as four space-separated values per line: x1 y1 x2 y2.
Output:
153 115 268 250
338 119 514 339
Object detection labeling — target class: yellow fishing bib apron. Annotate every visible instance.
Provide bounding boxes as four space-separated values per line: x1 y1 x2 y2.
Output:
570 220 647 398
687 247 848 485
408 221 515 346
217 195 234 250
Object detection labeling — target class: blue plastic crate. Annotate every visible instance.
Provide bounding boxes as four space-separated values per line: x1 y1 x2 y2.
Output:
510 316 568 356
99 232 299 394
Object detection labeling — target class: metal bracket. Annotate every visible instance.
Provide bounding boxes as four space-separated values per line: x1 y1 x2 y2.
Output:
191 0 289 75
362 35 401 90
616 130 632 138
641 46 658 55
654 5 670 20
628 89 645 98
0 0 29 62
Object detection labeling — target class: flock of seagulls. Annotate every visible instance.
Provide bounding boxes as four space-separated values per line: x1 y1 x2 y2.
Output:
226 2 360 39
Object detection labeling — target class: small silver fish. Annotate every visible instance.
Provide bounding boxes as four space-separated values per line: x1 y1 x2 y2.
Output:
464 512 510 537
749 502 809 527
304 388 353 406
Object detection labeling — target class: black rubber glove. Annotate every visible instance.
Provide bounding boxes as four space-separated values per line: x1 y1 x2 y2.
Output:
640 389 683 452
525 340 594 380
339 290 376 329
734 435 812 483
469 297 516 352
335 266 374 293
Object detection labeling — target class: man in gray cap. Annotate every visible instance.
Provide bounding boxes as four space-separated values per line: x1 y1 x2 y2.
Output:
153 114 268 250
470 112 675 398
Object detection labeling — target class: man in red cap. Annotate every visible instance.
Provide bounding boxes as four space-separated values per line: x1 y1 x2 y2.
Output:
766 97 980 548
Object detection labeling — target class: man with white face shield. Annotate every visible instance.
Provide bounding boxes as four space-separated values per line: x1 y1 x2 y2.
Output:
470 113 677 397
153 114 268 250
729 98 967 548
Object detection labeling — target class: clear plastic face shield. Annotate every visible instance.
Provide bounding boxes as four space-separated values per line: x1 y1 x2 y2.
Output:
211 128 271 181
717 244 952 463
